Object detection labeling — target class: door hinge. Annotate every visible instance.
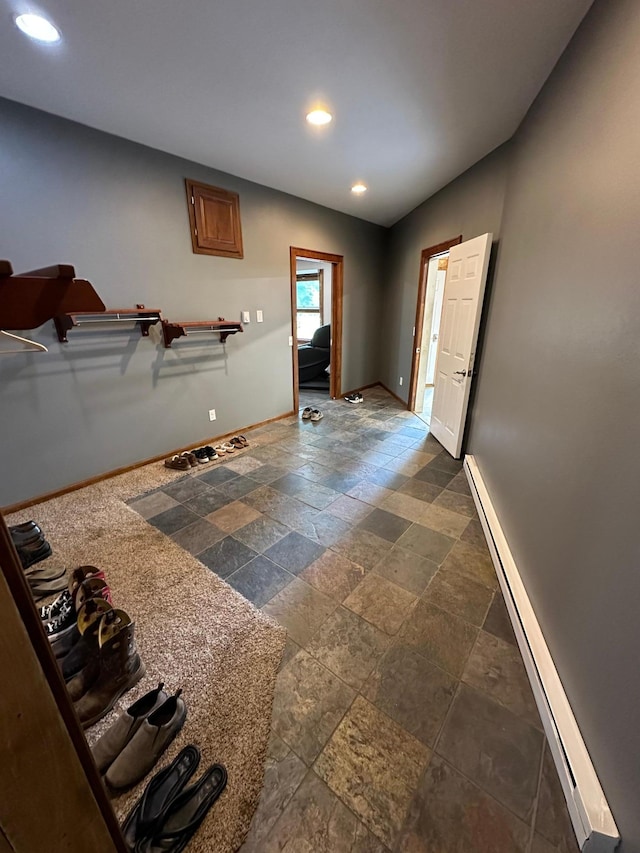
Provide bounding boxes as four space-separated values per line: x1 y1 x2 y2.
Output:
191 196 195 205
194 227 198 236
412 326 416 337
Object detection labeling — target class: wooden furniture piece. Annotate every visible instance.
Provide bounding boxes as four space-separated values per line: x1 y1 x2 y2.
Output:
54 305 162 343
0 262 105 330
0 513 125 852
162 318 243 348
185 179 244 259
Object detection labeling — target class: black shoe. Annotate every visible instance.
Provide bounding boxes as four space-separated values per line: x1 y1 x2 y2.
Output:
17 541 52 569
39 589 71 622
193 448 209 464
44 597 76 641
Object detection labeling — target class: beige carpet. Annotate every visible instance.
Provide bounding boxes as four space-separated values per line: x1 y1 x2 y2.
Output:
8 449 287 853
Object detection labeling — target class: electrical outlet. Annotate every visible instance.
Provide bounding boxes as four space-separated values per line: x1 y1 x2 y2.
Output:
242 311 250 324
399 377 403 386
256 310 264 323
208 409 216 421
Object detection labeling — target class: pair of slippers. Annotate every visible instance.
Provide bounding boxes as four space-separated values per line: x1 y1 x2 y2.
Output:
122 744 226 852
301 407 323 422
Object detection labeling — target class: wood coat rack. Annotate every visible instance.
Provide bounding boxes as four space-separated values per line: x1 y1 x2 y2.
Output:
161 318 243 348
0 262 105 331
54 305 162 343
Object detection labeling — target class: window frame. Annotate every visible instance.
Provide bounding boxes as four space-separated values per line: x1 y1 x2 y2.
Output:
295 270 324 342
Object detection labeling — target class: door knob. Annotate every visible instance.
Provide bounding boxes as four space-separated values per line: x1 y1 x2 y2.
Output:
454 369 467 377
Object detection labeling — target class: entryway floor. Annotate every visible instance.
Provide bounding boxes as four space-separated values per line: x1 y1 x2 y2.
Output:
130 387 577 852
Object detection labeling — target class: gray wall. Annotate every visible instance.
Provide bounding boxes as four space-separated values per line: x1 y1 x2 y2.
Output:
384 0 640 848
468 2 640 848
0 99 385 505
379 143 510 396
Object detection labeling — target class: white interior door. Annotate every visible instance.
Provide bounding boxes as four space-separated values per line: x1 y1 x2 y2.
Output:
430 233 493 458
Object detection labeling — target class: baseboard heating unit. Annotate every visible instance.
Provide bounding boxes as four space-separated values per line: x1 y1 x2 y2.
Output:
464 455 619 852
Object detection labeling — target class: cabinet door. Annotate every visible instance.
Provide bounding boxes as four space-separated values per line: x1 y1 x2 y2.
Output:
186 179 244 259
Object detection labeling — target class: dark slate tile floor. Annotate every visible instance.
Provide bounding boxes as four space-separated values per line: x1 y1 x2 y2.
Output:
128 386 579 853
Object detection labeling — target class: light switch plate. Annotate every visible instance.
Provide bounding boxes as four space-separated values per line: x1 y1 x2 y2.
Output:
242 311 250 323
256 310 264 323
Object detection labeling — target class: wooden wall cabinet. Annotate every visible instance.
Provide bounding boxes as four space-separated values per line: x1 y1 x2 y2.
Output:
185 179 244 259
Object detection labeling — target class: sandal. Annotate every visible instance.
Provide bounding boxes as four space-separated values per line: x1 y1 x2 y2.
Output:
165 456 190 471
220 442 236 453
231 436 249 449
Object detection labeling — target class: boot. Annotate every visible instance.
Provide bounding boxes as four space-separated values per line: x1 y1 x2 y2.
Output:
73 610 145 729
60 597 113 685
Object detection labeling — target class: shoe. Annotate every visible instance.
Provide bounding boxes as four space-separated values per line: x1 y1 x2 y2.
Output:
344 392 363 403
10 520 40 535
24 564 65 582
28 572 68 601
310 409 323 421
301 407 313 419
18 541 52 570
61 597 113 683
193 448 209 464
40 588 71 622
105 690 187 790
135 762 227 852
72 609 145 728
44 597 77 641
10 520 43 543
203 446 219 460
219 442 235 453
164 455 190 471
11 526 44 548
121 745 201 851
92 682 168 773
180 452 197 468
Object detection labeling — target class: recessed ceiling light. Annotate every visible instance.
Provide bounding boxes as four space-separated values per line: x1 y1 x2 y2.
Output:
15 13 61 43
306 109 332 126
351 183 367 194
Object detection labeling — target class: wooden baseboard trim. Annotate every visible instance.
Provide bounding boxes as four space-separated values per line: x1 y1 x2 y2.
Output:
2 410 296 515
378 382 409 408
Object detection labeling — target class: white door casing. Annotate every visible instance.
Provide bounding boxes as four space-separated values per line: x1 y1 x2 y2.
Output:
430 233 493 458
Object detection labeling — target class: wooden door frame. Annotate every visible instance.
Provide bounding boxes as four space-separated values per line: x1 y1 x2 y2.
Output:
0 511 127 852
290 247 344 412
407 236 462 411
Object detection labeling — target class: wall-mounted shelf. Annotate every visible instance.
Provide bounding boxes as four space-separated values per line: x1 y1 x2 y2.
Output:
161 318 243 348
53 305 162 343
0 262 105 330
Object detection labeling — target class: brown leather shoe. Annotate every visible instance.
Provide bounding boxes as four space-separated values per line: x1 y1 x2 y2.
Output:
72 610 145 727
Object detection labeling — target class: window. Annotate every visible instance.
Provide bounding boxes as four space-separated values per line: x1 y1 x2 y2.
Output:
296 270 324 341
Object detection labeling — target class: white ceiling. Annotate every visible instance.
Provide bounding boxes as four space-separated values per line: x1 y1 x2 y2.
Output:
0 0 592 226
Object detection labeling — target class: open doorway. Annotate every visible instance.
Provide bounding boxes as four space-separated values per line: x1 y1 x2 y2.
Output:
407 236 462 422
289 247 343 413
